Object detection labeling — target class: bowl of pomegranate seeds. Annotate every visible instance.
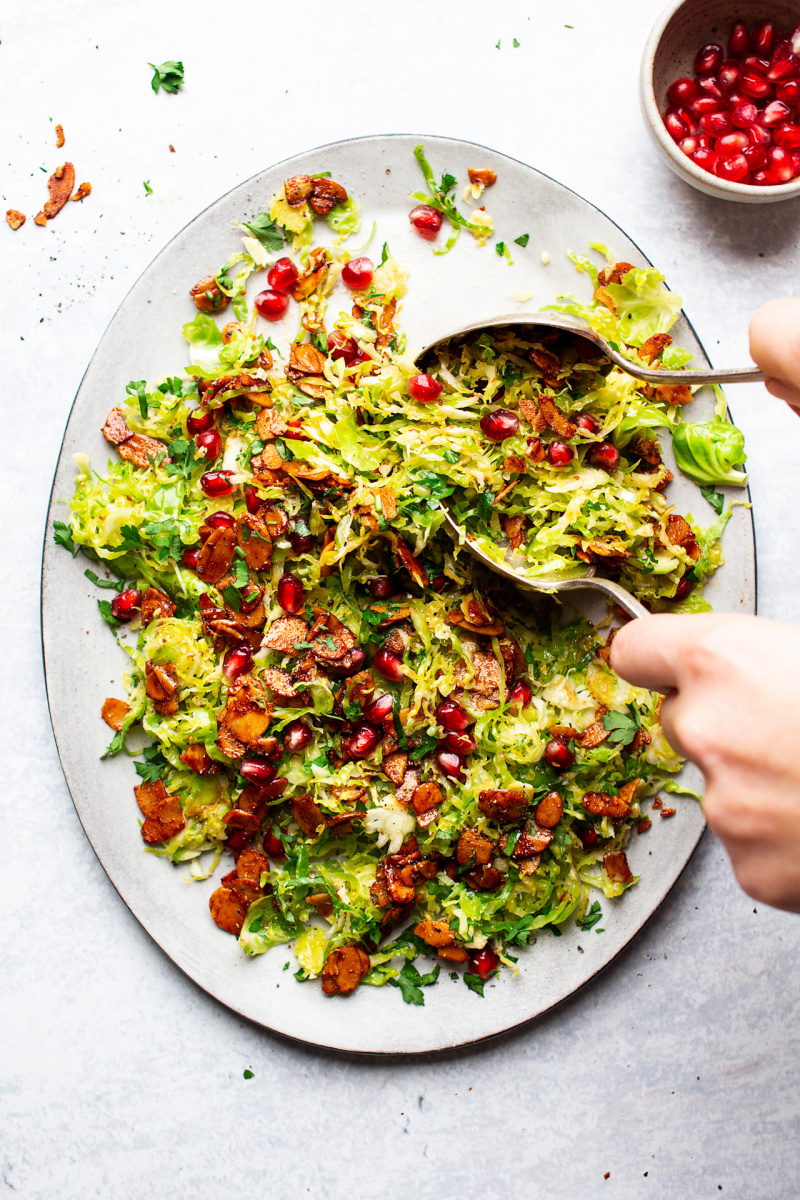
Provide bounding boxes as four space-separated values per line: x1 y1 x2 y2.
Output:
641 0 800 200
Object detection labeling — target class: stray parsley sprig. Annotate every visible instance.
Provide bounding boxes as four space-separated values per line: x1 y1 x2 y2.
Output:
134 744 170 784
53 520 78 556
389 960 440 1006
149 60 184 95
576 900 605 933
601 704 642 746
411 144 489 256
241 212 284 253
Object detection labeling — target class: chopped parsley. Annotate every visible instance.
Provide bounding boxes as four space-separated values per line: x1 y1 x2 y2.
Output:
576 900 604 932
241 212 284 253
701 485 724 515
134 745 170 784
149 60 185 95
514 232 530 248
53 520 78 556
389 961 440 1006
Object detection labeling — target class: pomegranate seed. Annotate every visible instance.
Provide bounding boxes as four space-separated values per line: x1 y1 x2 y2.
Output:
718 59 741 90
227 830 253 853
288 523 314 555
743 144 768 171
691 147 719 172
443 730 477 756
196 429 222 459
186 408 214 435
579 827 600 849
728 22 749 59
749 123 772 146
409 204 443 233
328 648 367 677
792 150 800 173
266 257 299 292
367 575 398 599
254 290 289 320
200 471 235 497
768 51 800 83
363 693 394 725
575 414 599 434
435 747 465 781
263 827 286 858
793 22 800 54
680 134 705 156
283 720 312 754
508 679 532 709
585 441 620 471
222 644 253 680
777 79 800 105
239 759 276 786
741 70 773 99
341 257 374 289
742 55 770 73
277 572 304 614
431 573 448 592
715 131 750 156
373 647 404 682
407 373 444 403
716 153 750 182
470 946 499 980
752 169 772 184
668 76 696 105
699 111 732 136
731 100 759 127
110 588 141 620
762 99 793 126
327 330 360 365
768 145 795 180
480 408 520 441
548 440 575 467
244 485 261 515
690 95 723 117
544 737 575 771
435 699 472 732
672 577 694 603
182 545 200 571
774 121 800 149
664 109 690 141
726 90 744 107
694 43 723 75
676 106 700 133
205 510 236 531
345 722 381 759
696 75 725 102
754 21 775 57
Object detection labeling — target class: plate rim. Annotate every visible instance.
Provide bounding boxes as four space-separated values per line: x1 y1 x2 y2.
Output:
40 131 757 1055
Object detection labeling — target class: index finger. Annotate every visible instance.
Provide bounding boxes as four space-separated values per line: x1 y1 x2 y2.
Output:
609 613 719 694
749 297 800 409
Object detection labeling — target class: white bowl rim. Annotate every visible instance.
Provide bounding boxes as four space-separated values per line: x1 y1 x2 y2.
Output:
641 0 800 200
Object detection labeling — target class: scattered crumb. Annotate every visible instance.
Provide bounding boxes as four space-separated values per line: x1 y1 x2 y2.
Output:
55 123 65 147
72 181 92 201
6 209 25 230
637 817 652 833
604 1172 610 1180
652 797 663 810
34 212 47 226
660 807 676 818
512 289 536 303
541 250 550 264
169 144 176 152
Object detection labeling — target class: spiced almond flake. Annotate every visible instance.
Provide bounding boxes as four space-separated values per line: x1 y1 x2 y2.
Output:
55 123 65 147
5 209 25 230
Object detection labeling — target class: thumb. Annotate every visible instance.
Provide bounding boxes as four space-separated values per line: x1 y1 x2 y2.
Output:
609 613 712 694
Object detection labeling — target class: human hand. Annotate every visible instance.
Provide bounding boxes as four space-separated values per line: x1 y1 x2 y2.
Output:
611 612 800 913
749 296 800 411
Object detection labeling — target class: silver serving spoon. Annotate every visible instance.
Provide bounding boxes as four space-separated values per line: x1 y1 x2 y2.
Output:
416 313 760 619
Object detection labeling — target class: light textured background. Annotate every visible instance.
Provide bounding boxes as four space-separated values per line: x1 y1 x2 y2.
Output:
3 0 800 1197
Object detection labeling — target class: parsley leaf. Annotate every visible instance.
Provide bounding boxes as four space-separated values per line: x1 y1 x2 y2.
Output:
514 233 530 247
143 180 153 196
85 569 125 592
577 900 604 932
495 241 506 256
464 972 486 997
389 961 440 1005
164 436 199 480
442 448 460 464
134 744 169 784
101 730 124 758
242 212 284 253
53 520 78 556
243 1069 254 1079
97 599 120 629
149 60 184 95
701 485 724 515
409 734 438 761
118 524 145 552
601 705 641 746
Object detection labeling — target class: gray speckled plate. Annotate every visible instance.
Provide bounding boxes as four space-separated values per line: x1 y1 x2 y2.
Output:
42 134 755 1055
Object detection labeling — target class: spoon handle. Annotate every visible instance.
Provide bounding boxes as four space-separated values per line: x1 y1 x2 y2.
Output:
550 576 651 620
602 344 764 386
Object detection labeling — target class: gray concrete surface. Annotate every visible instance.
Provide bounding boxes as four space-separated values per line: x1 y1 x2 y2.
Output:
2 0 800 1196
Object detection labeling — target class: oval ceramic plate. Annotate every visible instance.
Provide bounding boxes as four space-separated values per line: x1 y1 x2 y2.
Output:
42 134 756 1055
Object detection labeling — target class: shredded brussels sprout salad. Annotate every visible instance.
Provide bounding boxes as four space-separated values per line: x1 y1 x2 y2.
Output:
54 147 743 1004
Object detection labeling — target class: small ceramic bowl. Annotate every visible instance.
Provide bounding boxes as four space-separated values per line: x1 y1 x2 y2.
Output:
640 0 800 202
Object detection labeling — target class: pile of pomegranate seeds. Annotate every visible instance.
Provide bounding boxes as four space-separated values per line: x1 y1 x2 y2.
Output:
663 20 800 186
